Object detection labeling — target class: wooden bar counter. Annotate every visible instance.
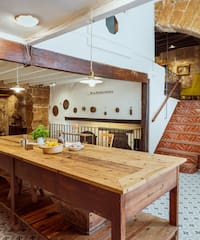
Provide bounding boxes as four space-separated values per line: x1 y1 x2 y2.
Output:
0 135 186 240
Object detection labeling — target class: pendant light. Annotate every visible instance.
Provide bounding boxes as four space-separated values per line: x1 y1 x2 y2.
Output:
80 19 103 87
10 66 25 93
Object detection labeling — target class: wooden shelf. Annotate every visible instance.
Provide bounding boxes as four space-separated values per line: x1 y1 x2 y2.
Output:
0 178 177 240
21 209 177 240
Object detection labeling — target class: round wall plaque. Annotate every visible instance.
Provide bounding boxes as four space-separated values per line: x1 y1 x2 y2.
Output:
90 106 96 113
52 105 59 116
63 99 69 110
73 107 77 113
115 107 120 113
82 106 86 111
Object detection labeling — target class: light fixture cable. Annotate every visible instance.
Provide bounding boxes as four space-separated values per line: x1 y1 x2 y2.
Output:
90 18 93 77
10 65 25 93
80 18 102 87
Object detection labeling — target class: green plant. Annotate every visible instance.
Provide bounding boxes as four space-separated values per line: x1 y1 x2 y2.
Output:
30 125 49 139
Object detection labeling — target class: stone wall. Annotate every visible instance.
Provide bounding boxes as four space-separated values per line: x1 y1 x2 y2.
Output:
156 45 200 89
29 86 50 131
0 85 49 135
155 0 200 38
0 98 8 135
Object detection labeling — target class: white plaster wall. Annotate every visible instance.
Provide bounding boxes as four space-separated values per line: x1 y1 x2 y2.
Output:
36 1 178 152
49 80 141 123
148 63 179 153
35 2 155 72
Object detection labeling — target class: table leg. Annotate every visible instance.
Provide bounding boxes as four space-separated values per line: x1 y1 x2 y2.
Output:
111 196 126 240
169 167 179 240
10 158 17 226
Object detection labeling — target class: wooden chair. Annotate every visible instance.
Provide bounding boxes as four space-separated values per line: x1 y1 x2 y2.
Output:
100 132 114 148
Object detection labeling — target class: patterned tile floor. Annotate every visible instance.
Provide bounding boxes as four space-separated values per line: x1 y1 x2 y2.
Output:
144 171 200 240
0 172 199 240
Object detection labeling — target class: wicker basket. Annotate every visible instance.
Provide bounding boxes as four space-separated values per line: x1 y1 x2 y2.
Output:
40 144 63 154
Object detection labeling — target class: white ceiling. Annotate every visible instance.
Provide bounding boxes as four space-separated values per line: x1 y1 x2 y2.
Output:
0 0 154 87
0 61 86 87
0 0 154 44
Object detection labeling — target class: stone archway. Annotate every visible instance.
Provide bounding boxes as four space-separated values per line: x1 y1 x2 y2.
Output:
155 0 200 38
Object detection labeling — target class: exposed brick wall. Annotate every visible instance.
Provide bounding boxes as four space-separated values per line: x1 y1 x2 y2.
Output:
155 0 200 38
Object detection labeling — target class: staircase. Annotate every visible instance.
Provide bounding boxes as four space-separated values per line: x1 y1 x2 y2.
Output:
155 100 200 174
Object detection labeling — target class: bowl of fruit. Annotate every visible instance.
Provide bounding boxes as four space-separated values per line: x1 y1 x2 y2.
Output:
40 141 63 154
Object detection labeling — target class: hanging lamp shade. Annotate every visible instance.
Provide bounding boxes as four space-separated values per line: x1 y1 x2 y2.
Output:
80 70 102 87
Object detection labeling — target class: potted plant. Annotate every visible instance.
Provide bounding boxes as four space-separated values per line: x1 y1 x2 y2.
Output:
30 124 49 144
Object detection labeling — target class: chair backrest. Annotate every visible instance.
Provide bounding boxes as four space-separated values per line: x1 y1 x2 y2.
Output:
100 132 114 148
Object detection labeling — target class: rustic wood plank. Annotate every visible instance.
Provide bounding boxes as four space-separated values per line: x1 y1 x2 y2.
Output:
141 82 149 151
0 136 186 194
124 168 177 221
31 47 148 83
0 136 184 240
0 38 29 64
51 212 177 240
169 167 179 240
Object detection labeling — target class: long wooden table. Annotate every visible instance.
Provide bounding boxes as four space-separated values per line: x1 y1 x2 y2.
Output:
0 135 185 240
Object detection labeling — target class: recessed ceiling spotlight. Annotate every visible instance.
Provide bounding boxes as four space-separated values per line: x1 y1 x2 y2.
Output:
15 14 39 28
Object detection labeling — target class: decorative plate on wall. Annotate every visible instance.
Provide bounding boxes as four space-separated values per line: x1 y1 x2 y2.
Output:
90 106 96 113
63 99 69 110
73 107 78 113
52 105 59 116
115 107 120 113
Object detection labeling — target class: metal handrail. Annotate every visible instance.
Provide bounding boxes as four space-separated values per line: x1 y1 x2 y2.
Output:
152 76 181 122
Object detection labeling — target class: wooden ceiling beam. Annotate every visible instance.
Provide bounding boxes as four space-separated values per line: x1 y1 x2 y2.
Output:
0 38 148 83
0 38 30 64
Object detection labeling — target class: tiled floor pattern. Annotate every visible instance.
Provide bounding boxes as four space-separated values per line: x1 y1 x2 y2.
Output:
144 171 200 240
0 172 199 240
0 207 38 240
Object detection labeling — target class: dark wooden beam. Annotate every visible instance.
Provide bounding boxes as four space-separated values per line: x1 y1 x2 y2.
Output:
0 38 30 64
64 117 141 124
0 87 13 97
31 47 148 83
140 82 149 152
0 38 148 83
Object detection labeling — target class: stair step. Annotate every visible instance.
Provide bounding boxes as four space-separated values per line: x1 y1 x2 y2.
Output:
166 124 200 133
177 100 200 108
163 132 200 142
169 122 200 126
170 115 200 123
174 107 200 117
165 130 200 136
158 141 200 153
180 163 198 174
161 138 200 146
155 100 200 174
156 147 199 159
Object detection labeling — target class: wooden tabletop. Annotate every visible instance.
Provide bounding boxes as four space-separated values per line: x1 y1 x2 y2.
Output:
0 135 186 194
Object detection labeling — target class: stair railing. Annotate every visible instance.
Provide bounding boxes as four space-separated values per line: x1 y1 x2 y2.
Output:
152 76 181 122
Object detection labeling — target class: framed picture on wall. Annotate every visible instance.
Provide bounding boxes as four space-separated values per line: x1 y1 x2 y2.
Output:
176 64 190 76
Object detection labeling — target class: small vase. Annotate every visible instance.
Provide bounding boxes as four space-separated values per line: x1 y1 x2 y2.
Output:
37 137 45 145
